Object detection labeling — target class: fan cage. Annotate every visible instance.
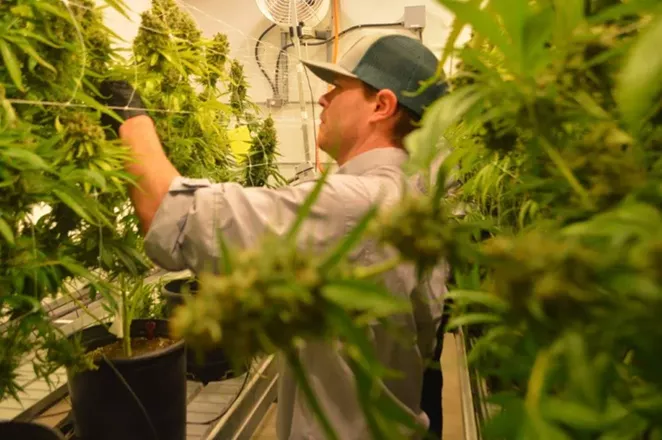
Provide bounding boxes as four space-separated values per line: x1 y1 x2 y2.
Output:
258 0 330 28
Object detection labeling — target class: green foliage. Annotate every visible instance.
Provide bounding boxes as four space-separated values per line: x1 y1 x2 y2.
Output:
130 0 235 181
229 59 249 118
0 299 91 401
0 0 281 404
243 116 286 187
170 234 352 361
411 0 662 438
129 278 166 321
452 204 662 439
371 192 474 275
0 0 151 399
104 275 166 357
130 0 281 184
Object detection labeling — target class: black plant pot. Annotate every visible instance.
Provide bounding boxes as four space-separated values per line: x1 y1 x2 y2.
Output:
162 278 236 384
66 319 186 440
0 421 65 439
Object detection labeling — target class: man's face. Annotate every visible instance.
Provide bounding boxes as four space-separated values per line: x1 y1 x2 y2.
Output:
317 76 373 161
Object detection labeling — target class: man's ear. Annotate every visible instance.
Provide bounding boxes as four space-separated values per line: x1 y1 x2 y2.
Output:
370 89 399 122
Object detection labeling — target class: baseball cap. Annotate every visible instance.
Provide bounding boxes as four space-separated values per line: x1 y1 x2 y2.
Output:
302 32 447 118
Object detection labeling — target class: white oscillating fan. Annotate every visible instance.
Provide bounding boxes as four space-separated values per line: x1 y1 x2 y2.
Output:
255 0 331 177
256 0 331 29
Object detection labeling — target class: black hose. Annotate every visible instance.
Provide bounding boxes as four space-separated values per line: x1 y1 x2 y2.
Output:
102 354 160 440
187 364 252 425
274 21 405 97
255 23 277 96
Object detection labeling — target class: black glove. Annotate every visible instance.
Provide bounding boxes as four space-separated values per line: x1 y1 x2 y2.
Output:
98 80 148 134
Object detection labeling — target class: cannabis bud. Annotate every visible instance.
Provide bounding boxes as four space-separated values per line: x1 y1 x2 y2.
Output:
560 123 644 212
482 232 608 326
229 60 248 116
208 33 230 70
372 193 457 274
169 236 347 364
244 117 278 187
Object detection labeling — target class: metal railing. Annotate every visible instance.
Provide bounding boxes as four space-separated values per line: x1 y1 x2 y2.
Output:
456 327 481 440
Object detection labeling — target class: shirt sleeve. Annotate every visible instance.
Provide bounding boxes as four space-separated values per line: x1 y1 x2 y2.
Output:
143 175 375 273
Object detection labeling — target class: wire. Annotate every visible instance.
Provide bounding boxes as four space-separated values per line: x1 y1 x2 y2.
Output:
5 98 194 114
274 39 290 99
102 353 160 440
187 365 252 425
174 0 288 56
319 0 340 172
274 21 405 98
302 49 317 150
255 23 278 96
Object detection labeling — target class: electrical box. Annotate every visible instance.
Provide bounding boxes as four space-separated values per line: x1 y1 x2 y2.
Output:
290 162 317 185
404 5 426 30
300 26 317 39
266 98 285 108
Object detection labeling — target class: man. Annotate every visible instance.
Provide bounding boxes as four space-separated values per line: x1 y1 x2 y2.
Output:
101 31 448 439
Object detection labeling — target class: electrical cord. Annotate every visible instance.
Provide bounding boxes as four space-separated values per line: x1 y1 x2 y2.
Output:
42 357 169 439
255 23 277 96
187 364 252 425
302 54 318 150
102 353 160 440
274 21 405 98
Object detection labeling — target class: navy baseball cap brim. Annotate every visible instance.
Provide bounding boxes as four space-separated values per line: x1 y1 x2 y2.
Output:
302 32 447 118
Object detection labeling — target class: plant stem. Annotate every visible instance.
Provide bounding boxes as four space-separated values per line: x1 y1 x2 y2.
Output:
286 349 339 440
347 358 386 439
526 102 594 211
122 287 131 358
63 287 106 327
538 136 594 210
354 257 401 280
525 347 551 412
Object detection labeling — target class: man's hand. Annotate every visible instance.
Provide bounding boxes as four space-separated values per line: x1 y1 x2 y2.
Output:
98 80 148 134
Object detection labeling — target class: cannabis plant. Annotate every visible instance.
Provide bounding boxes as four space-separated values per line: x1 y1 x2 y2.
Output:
96 274 167 358
243 116 286 187
402 0 662 438
0 0 153 399
130 0 281 184
130 0 232 181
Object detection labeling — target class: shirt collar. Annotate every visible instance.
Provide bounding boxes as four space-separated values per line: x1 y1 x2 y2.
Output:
336 147 409 176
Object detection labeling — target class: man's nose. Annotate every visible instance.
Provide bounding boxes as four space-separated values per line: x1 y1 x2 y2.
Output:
318 93 329 108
